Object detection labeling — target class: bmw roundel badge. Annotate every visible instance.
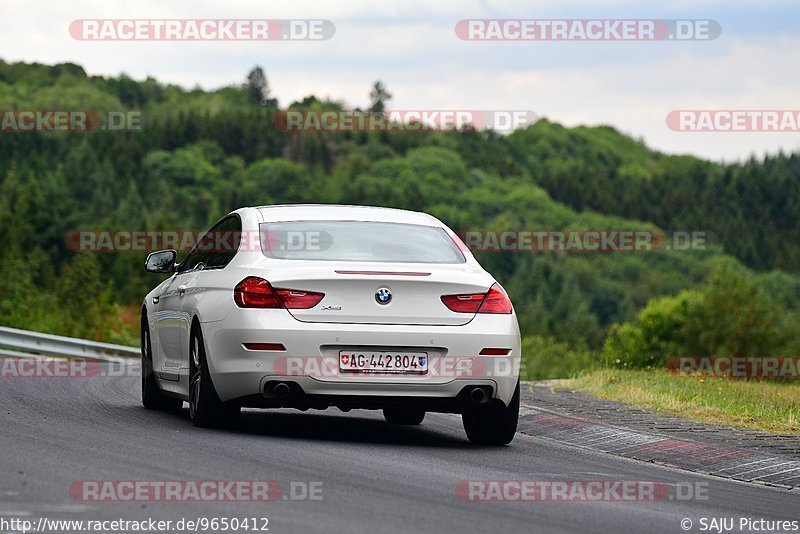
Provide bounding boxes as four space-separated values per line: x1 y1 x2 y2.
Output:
375 287 392 305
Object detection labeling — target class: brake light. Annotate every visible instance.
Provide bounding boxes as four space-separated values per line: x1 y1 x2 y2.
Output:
440 293 484 313
478 284 513 314
441 283 513 314
234 277 281 308
234 277 324 309
275 288 325 309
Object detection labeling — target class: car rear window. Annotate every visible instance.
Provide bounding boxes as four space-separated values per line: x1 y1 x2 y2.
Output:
259 221 466 263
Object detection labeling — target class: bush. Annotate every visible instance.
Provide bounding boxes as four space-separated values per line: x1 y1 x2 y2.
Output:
522 336 598 380
604 263 794 368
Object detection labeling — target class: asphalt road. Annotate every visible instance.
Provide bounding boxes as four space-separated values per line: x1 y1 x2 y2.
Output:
1 362 798 534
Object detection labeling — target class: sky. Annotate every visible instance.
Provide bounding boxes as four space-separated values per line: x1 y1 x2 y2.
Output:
3 0 799 162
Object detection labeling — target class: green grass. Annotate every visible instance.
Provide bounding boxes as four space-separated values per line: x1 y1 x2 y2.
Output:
564 368 800 434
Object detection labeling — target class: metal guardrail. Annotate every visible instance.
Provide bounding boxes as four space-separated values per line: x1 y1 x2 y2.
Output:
0 326 139 361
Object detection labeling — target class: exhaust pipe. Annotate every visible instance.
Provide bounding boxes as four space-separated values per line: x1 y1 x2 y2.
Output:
273 382 291 399
469 387 488 404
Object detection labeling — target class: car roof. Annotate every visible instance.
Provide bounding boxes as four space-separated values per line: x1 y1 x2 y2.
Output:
252 204 442 226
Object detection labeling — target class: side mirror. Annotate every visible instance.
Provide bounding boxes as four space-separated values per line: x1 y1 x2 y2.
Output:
145 249 177 273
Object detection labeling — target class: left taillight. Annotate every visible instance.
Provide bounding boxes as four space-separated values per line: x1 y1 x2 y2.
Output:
234 276 324 309
441 283 513 314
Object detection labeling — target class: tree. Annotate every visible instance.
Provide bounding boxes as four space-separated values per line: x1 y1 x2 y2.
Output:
245 66 277 107
368 80 392 113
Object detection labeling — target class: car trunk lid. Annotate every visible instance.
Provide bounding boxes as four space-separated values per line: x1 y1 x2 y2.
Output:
258 262 492 326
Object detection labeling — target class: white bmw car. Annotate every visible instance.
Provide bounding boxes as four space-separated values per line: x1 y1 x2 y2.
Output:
141 205 521 445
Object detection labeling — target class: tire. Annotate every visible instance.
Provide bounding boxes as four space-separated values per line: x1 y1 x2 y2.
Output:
189 324 239 428
141 315 182 412
462 381 519 445
383 407 426 425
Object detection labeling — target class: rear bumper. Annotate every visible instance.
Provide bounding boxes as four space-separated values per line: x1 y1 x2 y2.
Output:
201 307 521 408
240 380 498 413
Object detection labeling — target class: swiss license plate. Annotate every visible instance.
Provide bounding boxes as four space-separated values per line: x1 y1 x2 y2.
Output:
339 351 428 374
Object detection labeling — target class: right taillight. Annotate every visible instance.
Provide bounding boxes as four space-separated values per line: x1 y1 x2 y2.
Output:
478 284 513 314
441 283 512 314
234 277 324 309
